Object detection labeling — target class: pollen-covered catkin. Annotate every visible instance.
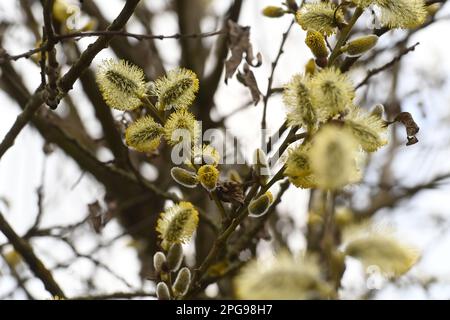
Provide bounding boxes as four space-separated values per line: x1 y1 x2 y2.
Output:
164 108 200 146
305 30 328 59
309 68 355 119
296 2 344 36
344 226 420 277
197 165 220 191
234 253 332 299
283 74 317 130
354 0 427 29
284 144 317 189
152 68 199 111
125 116 163 152
96 59 147 111
156 202 199 250
344 106 388 152
310 126 361 190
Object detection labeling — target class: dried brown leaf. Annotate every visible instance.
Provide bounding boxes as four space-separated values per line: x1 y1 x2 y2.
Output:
237 63 261 105
225 20 262 84
88 201 103 234
216 181 245 205
87 198 115 234
393 112 420 146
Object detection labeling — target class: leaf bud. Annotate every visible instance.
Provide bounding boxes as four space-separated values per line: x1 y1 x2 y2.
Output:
166 243 184 272
262 6 285 18
156 282 171 300
173 267 191 297
248 192 274 217
170 167 198 188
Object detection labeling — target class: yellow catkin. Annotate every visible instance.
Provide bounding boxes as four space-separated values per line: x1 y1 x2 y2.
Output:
156 202 199 250
283 74 317 130
309 68 355 120
284 144 317 189
355 0 427 29
197 164 220 191
164 108 200 146
309 126 361 190
96 59 147 111
125 116 163 152
152 68 199 111
305 59 316 76
305 30 328 59
344 106 388 152
344 225 420 277
234 253 332 299
296 2 344 36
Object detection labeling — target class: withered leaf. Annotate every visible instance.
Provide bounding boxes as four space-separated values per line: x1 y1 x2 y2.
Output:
237 63 261 105
393 112 420 146
88 201 103 234
87 198 115 234
216 181 245 205
225 20 262 84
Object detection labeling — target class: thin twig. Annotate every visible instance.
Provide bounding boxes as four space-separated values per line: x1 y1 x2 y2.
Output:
0 211 66 298
72 291 155 300
355 42 420 89
41 0 60 109
0 0 141 161
261 20 295 148
0 251 35 299
0 89 45 160
0 29 226 64
54 28 226 42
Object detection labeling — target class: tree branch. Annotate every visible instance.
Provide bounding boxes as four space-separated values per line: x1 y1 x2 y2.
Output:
261 20 295 147
0 0 141 161
355 42 420 89
0 211 65 298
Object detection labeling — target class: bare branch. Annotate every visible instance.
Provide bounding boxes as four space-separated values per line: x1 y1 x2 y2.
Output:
261 20 295 147
355 42 420 89
0 211 65 298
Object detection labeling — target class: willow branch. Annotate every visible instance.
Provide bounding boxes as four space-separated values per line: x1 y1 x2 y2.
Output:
72 291 155 300
355 42 420 89
55 29 225 42
261 20 295 147
0 89 45 160
328 7 363 66
0 0 141 161
0 211 65 298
